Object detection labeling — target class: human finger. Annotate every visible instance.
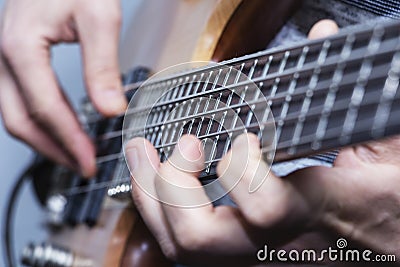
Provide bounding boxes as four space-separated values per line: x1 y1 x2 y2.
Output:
125 137 178 258
1 33 96 177
74 0 127 117
0 60 75 169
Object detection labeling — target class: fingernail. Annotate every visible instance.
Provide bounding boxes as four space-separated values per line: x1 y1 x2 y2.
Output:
177 135 202 161
83 155 97 178
126 147 139 171
102 88 128 114
248 133 260 146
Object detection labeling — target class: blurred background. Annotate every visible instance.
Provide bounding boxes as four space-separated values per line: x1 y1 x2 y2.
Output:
0 0 141 264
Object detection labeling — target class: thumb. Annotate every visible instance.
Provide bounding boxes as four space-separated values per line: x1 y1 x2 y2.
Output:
75 2 127 116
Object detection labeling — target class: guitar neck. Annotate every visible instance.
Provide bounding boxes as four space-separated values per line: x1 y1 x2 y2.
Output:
119 20 400 180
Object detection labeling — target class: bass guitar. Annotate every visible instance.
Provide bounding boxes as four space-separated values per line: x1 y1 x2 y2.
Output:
7 0 400 266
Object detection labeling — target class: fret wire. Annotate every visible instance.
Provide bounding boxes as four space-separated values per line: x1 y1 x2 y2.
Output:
149 107 159 125
171 78 182 99
165 106 180 151
102 67 390 142
186 74 207 134
96 104 400 168
212 68 223 90
155 107 168 146
193 69 220 138
312 34 356 149
221 109 398 161
221 89 236 155
98 60 390 144
296 46 309 70
248 59 258 79
154 125 163 147
372 51 400 138
172 102 187 143
288 45 313 154
340 59 373 144
161 80 174 102
245 83 262 127
204 93 223 172
177 77 187 98
177 99 193 141
150 126 157 145
83 22 400 124
61 23 399 197
222 86 249 153
166 82 191 147
341 27 385 144
202 71 214 92
65 108 400 197
79 105 400 200
192 73 205 94
153 105 168 146
96 31 400 168
278 51 290 73
120 45 399 120
189 70 215 144
262 55 273 77
195 96 213 137
291 40 330 153
161 107 174 153
275 108 400 155
185 74 197 96
275 52 297 145
99 88 396 165
222 66 233 86
211 67 235 165
193 68 223 144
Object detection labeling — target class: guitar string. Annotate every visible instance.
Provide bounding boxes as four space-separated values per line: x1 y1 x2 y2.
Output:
94 83 391 165
82 22 400 127
86 51 397 193
58 23 400 195
61 107 400 196
94 34 397 141
97 67 388 142
88 45 391 128
76 74 400 194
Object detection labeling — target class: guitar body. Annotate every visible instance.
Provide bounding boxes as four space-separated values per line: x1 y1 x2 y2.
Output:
28 1 300 267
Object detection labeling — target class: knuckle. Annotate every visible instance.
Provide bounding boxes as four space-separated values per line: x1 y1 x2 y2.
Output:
27 99 57 123
242 204 270 228
86 64 119 84
216 151 232 177
242 194 289 228
159 243 179 262
87 7 121 28
173 223 209 254
108 11 122 27
1 34 26 59
3 114 28 139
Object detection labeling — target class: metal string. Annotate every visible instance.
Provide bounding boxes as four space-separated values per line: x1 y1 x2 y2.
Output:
62 108 400 196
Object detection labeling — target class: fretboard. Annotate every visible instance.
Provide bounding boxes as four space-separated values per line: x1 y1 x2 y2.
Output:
117 20 400 181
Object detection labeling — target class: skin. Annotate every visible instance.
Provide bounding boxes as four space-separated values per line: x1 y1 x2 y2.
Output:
0 2 398 263
126 20 400 265
0 0 127 177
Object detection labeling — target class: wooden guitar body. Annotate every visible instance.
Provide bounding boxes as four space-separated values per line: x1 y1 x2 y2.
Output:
27 1 300 267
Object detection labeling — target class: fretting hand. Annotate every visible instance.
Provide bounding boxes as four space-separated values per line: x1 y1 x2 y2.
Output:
125 20 400 265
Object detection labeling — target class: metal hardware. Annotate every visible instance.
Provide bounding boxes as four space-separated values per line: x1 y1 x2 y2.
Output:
21 243 92 267
107 182 132 200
